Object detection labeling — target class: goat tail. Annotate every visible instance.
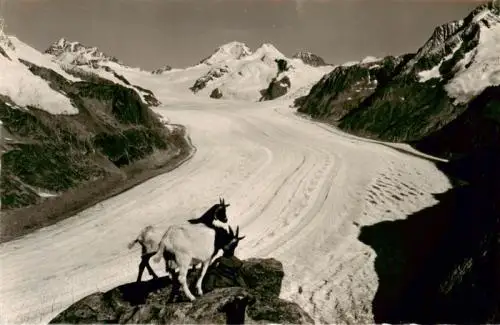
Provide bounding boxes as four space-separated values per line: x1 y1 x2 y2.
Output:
127 239 138 250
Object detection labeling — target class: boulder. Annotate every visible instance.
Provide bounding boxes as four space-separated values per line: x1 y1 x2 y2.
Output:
50 258 313 324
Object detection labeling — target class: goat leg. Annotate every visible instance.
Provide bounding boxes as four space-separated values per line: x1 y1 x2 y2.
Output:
145 260 159 279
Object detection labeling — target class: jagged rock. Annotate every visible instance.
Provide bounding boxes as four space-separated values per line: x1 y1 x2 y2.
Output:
190 66 229 93
210 88 223 99
45 38 121 66
293 51 327 67
50 258 313 324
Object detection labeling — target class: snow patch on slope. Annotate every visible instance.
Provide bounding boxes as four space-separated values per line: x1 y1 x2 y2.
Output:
7 37 81 82
445 11 500 103
418 39 463 82
0 37 78 115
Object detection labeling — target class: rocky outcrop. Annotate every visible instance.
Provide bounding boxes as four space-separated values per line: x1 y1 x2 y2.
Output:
190 66 229 93
210 88 223 99
260 76 291 101
45 38 121 66
152 65 172 75
50 258 314 324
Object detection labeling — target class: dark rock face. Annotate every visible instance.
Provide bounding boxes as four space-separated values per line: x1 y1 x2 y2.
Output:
190 66 229 93
292 51 327 67
296 56 406 123
413 85 500 159
210 88 223 99
260 76 291 101
275 59 290 73
50 258 314 324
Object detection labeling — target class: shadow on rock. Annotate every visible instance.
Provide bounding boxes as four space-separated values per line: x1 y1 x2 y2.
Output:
50 258 313 324
359 148 500 324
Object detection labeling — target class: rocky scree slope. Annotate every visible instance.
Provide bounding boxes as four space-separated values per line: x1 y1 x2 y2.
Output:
0 36 190 243
296 2 500 150
50 258 313 324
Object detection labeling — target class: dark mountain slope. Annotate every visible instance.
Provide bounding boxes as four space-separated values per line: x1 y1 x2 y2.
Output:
296 2 500 143
0 50 192 243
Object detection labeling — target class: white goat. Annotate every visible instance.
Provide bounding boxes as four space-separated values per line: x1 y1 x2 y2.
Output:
151 222 232 301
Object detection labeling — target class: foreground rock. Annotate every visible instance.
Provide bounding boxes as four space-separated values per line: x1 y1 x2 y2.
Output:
50 258 313 324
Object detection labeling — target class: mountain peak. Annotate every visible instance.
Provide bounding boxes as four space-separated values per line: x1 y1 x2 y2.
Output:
200 41 252 65
292 51 327 67
45 38 122 66
255 43 283 56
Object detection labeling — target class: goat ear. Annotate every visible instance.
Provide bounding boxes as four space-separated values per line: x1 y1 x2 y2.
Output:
238 236 246 240
225 203 230 207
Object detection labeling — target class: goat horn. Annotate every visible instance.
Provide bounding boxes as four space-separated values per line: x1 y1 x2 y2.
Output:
228 226 234 236
236 226 239 236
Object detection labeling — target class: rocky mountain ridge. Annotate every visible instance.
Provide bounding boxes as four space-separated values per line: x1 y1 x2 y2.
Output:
296 1 500 156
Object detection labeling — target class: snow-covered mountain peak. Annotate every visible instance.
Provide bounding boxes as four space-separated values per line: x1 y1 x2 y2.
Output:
45 37 122 66
200 41 252 65
292 51 327 67
253 43 284 58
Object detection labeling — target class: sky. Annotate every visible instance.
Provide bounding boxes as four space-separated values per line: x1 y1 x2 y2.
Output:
0 0 485 70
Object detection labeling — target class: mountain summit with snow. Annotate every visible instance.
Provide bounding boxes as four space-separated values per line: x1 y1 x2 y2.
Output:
45 38 122 67
200 41 252 65
189 42 334 101
292 51 328 67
